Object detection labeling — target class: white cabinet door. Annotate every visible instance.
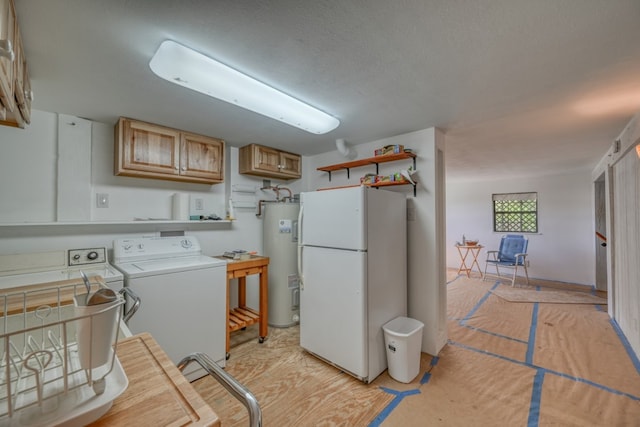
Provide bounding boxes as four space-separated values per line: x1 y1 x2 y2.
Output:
299 246 367 378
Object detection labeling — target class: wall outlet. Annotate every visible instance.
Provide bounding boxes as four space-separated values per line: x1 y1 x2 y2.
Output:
195 198 204 210
96 193 109 208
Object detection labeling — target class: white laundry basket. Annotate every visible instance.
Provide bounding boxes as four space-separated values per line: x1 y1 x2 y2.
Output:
383 316 424 383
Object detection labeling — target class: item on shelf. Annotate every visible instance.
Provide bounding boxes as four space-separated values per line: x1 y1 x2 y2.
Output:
223 250 252 260
375 144 404 156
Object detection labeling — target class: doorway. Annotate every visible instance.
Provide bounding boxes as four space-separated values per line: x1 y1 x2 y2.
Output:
594 173 607 291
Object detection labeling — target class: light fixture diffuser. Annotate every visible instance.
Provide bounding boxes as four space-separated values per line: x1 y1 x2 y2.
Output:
149 40 340 134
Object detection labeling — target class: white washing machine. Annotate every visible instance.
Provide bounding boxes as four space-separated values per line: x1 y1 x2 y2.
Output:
112 236 227 381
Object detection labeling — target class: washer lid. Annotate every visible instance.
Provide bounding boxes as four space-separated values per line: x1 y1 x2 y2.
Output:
114 255 226 278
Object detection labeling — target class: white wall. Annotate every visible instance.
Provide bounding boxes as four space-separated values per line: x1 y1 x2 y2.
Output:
0 110 304 310
0 110 57 222
447 171 595 286
307 129 448 356
596 111 640 359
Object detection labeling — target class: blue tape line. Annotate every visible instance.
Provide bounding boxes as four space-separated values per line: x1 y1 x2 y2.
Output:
369 388 421 427
431 356 440 366
448 340 640 401
527 370 544 427
420 372 431 385
526 303 539 365
595 304 605 312
609 318 640 375
462 323 528 344
460 281 500 325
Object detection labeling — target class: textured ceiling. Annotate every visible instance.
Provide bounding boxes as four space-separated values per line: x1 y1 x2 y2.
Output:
14 0 640 181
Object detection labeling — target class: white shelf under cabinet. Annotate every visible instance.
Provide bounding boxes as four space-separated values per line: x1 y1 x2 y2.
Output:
0 220 233 227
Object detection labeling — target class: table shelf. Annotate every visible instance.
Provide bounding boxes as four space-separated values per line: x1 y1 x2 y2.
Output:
215 255 270 359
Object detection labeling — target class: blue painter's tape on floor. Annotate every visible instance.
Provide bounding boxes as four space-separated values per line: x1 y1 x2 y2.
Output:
462 323 528 344
527 370 545 427
449 339 640 402
369 388 421 427
526 303 539 365
610 318 640 375
460 282 500 325
420 372 431 385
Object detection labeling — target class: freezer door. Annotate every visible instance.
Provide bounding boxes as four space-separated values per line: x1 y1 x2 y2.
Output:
299 246 367 379
300 187 366 250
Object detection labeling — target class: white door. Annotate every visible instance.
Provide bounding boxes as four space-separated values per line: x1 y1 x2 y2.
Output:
300 246 367 378
300 187 366 250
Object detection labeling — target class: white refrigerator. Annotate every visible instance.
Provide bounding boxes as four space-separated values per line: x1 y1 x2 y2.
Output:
298 186 407 383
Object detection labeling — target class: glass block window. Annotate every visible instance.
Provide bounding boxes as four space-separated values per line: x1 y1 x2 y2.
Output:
493 192 538 233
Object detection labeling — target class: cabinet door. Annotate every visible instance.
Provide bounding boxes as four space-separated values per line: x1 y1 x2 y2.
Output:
180 132 224 182
17 58 30 123
279 151 301 178
10 27 24 127
120 119 181 176
253 145 281 174
0 0 15 113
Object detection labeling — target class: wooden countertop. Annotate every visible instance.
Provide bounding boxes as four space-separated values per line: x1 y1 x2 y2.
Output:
89 333 220 426
214 254 269 270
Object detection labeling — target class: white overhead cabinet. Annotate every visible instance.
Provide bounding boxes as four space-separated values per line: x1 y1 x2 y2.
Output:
114 117 225 184
239 143 301 180
0 0 31 127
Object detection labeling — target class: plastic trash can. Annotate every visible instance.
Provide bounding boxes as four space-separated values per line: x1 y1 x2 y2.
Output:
383 316 424 383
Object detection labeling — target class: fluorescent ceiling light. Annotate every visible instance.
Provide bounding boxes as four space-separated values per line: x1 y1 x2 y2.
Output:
149 40 340 134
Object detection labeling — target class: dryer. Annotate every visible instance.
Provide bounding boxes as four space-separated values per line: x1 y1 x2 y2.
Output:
112 236 227 381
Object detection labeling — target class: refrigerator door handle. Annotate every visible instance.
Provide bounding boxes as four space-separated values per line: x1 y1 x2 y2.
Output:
297 205 304 289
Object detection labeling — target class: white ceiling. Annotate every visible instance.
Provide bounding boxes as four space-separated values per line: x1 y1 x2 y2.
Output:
14 0 640 181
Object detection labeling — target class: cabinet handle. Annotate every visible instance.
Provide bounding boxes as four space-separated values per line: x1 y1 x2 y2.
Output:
0 40 14 62
25 90 33 101
175 166 179 170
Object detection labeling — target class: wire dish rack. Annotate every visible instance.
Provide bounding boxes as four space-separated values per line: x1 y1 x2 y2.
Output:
0 281 134 426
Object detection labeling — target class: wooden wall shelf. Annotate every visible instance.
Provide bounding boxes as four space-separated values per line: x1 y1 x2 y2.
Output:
317 152 416 177
317 152 417 196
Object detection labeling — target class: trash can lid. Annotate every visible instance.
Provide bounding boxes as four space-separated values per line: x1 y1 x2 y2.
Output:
383 316 424 336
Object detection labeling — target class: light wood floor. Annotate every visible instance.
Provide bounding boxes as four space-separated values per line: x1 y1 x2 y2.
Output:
193 273 640 426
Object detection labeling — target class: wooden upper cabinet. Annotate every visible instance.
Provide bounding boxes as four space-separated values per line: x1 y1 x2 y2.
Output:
0 0 16 114
13 29 30 124
279 151 302 177
239 144 301 180
180 132 224 182
0 0 31 128
115 117 224 184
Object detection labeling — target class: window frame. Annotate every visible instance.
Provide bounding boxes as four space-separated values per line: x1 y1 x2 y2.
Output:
492 192 538 233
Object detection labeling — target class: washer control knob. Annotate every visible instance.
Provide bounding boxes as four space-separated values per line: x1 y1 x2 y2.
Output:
181 239 192 249
72 254 81 260
138 244 144 250
87 251 99 260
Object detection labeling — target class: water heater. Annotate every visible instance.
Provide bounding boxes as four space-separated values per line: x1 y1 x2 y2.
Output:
263 201 300 327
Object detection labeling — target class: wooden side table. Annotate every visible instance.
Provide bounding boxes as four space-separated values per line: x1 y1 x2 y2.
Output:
215 255 270 359
455 244 484 278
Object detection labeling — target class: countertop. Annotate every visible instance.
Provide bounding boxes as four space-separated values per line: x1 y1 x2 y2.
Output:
89 333 220 426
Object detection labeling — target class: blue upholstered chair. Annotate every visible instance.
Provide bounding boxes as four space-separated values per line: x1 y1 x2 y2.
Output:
483 234 530 286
